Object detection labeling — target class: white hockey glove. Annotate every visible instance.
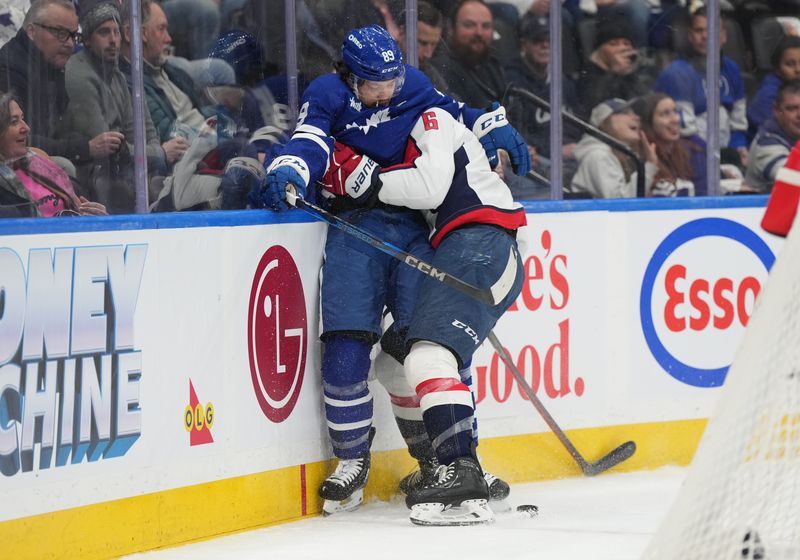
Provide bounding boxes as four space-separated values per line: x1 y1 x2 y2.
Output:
320 142 382 208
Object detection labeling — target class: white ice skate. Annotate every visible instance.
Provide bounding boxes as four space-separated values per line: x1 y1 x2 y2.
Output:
409 499 495 526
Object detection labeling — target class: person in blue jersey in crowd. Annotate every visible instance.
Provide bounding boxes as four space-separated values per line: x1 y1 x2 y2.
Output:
654 7 748 169
251 25 530 516
318 105 526 525
747 36 800 144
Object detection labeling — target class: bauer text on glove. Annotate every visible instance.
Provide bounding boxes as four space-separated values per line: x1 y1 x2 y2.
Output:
320 142 382 207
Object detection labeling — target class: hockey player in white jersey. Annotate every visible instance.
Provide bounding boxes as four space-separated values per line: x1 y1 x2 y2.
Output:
321 107 526 525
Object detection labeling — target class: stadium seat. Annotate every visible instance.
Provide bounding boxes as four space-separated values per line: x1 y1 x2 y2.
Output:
751 17 794 73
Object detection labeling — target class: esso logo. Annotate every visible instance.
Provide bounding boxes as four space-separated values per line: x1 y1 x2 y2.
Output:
640 218 774 388
248 246 308 422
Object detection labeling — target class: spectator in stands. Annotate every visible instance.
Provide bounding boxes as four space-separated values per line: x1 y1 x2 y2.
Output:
118 0 210 147
64 0 164 213
655 7 748 168
577 0 651 48
0 91 107 217
431 0 509 107
118 0 246 212
507 14 580 167
746 80 800 193
0 0 124 175
568 97 657 198
577 15 655 114
747 35 800 142
396 1 450 92
634 92 707 197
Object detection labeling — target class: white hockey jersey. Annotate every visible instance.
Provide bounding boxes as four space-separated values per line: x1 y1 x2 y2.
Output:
377 107 527 248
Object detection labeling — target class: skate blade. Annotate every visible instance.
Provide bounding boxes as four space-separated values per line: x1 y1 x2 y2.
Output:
409 499 495 526
490 498 512 514
322 488 364 516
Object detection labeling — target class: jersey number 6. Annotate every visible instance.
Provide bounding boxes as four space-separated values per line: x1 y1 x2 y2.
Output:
422 111 439 131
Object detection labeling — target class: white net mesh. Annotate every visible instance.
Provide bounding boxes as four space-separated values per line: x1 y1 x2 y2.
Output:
642 220 800 560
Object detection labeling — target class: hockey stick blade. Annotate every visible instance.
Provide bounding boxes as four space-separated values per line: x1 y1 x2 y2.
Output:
582 440 637 477
285 190 497 305
487 332 636 477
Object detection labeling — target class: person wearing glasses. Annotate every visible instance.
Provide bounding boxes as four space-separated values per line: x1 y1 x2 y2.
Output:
0 0 125 180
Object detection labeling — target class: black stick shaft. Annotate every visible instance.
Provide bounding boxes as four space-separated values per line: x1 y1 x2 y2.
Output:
487 332 635 476
288 194 496 305
487 332 592 471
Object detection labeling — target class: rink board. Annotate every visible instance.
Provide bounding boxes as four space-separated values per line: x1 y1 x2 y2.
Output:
0 197 780 558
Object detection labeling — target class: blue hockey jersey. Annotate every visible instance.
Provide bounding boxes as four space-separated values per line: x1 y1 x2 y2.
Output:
277 66 485 185
654 57 747 149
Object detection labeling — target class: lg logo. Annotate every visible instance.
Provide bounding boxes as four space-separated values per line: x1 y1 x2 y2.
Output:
248 246 308 422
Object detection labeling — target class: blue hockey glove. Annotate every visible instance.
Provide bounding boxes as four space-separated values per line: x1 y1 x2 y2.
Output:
254 155 310 211
473 102 531 176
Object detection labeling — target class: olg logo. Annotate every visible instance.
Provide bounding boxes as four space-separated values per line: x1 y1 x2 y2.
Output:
248 246 307 422
185 380 214 446
640 218 774 387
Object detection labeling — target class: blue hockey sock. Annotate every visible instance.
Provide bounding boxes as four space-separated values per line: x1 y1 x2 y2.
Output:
422 404 475 466
322 335 373 459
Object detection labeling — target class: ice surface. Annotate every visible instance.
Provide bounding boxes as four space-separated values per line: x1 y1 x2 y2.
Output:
125 467 686 560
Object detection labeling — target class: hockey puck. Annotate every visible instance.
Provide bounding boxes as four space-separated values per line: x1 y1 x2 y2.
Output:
515 504 538 518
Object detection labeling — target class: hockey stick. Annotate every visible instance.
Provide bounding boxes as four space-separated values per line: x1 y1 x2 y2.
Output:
284 190 635 474
285 190 501 305
486 331 637 476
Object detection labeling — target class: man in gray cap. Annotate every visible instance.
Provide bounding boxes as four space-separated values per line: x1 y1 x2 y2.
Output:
64 0 165 213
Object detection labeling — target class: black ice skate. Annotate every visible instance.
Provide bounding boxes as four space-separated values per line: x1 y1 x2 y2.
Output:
319 428 375 516
400 457 511 503
398 455 439 496
484 471 511 501
406 456 494 526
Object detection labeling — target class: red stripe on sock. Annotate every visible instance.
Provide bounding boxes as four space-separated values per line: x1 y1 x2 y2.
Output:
415 377 470 398
390 393 421 408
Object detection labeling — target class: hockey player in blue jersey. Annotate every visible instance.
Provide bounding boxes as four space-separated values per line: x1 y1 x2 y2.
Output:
258 24 530 208
252 24 529 517
321 106 526 525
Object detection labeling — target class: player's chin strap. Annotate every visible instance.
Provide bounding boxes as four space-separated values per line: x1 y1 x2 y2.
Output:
285 186 509 306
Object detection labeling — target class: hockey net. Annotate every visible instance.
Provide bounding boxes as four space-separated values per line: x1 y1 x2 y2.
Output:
641 219 800 560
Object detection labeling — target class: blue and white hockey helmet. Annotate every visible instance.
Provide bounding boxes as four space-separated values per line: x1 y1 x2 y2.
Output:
208 30 265 86
341 25 405 93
